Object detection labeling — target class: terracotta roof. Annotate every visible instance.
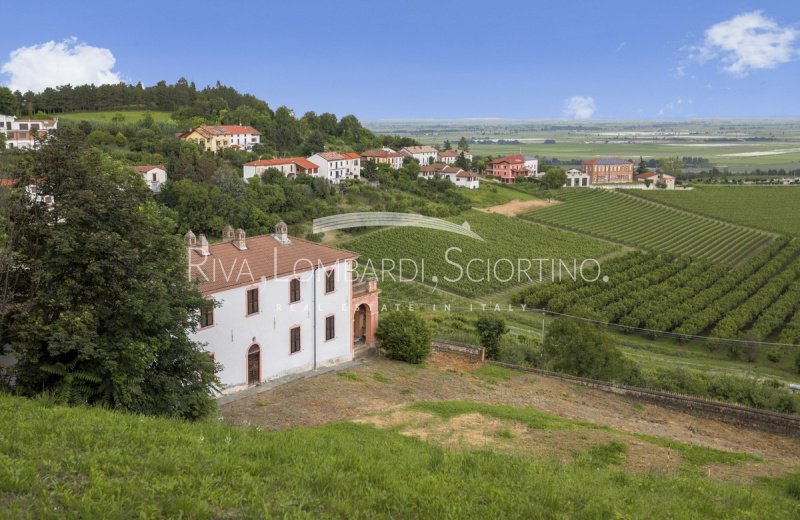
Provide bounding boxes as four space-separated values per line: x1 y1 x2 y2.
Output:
361 149 404 158
189 125 261 138
244 157 318 170
583 157 631 166
314 151 346 161
132 164 166 174
190 234 359 295
438 149 471 158
488 154 525 165
420 163 448 173
402 146 438 154
456 171 477 178
0 179 18 187
341 152 361 160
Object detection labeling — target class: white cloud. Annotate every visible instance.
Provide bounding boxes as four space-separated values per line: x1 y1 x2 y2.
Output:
694 11 798 75
563 96 596 119
1 37 122 92
658 98 691 116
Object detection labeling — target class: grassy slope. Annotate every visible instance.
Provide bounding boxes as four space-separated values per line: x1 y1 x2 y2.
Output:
634 186 800 236
2 394 798 518
53 110 174 123
460 183 537 207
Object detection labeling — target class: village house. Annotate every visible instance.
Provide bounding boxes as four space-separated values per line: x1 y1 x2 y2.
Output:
418 163 480 189
360 148 405 169
635 171 676 189
243 157 320 180
565 168 590 187
486 154 529 184
437 149 473 165
132 165 167 192
179 125 261 152
582 158 634 184
186 223 380 393
524 157 539 177
0 114 58 149
400 145 438 165
307 151 361 183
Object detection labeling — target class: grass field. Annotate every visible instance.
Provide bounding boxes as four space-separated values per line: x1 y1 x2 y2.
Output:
460 183 537 207
4 393 799 518
523 190 774 264
633 186 800 236
53 110 174 123
342 210 619 297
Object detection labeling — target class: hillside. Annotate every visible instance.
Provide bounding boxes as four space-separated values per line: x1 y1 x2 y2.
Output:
4 355 800 518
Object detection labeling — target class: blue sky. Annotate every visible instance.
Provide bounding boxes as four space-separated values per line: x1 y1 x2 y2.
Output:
1 0 798 120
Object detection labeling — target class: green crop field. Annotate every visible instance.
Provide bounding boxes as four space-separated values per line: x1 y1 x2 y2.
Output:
460 183 537 207
523 190 774 264
342 210 619 297
53 110 174 123
633 186 800 236
4 394 799 518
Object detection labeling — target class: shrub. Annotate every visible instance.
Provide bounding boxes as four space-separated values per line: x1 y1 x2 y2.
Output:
475 316 508 360
543 316 625 381
376 310 432 364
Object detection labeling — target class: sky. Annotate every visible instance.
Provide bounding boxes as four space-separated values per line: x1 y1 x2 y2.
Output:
1 0 798 121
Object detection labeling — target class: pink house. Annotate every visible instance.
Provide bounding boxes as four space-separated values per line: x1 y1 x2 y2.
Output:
486 154 528 184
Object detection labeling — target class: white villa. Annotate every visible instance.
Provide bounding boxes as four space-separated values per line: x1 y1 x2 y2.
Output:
635 171 676 190
308 151 361 183
133 165 167 192
438 149 473 165
186 223 380 393
400 145 438 165
565 168 590 187
524 157 539 177
0 114 58 149
418 163 479 189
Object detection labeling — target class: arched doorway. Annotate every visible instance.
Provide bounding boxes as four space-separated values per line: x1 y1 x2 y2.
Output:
247 344 261 385
353 304 370 344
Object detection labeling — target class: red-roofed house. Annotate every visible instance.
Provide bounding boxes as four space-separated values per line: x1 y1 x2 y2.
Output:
417 164 479 189
186 222 380 393
437 149 473 165
132 165 167 192
308 151 361 183
180 125 261 152
486 154 528 184
243 158 320 180
360 148 406 169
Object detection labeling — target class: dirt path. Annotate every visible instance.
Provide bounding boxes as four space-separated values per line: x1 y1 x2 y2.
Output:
220 353 800 475
479 198 558 216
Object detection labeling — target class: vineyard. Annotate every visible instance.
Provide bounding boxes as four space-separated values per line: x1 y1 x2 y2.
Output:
632 186 800 236
342 210 619 297
516 238 800 344
522 190 775 264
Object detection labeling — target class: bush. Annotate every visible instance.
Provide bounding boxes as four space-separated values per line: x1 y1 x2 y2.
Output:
376 310 432 364
475 316 508 360
543 316 626 381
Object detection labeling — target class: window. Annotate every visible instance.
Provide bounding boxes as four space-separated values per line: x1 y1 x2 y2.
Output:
152 173 157 182
290 326 301 354
200 306 214 328
246 288 259 315
325 269 335 293
325 315 335 340
290 278 301 303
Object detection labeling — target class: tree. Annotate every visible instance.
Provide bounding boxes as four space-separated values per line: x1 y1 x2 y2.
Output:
476 315 508 360
443 139 452 151
0 87 17 115
0 130 218 419
376 310 432 364
458 136 469 151
541 167 567 189
114 131 127 147
658 157 683 178
543 314 625 380
636 156 647 174
455 152 469 170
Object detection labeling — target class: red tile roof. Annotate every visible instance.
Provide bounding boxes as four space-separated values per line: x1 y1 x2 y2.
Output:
0 179 18 187
190 234 359 294
341 152 361 160
189 125 261 138
132 164 166 174
244 157 318 170
438 149 471 158
488 154 525 165
361 149 404 158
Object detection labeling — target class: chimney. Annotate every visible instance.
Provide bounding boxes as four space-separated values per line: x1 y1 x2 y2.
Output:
274 221 290 245
184 230 197 247
233 228 247 251
197 233 210 256
222 224 234 243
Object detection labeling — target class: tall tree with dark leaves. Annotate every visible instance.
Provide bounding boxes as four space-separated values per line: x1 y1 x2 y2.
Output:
0 130 218 419
458 136 469 151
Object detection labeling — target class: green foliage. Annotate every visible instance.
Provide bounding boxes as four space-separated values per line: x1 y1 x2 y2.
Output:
576 441 628 467
524 189 773 264
541 167 567 189
0 130 217 419
543 316 626 380
376 310 433 364
473 365 513 384
409 401 578 430
475 315 509 360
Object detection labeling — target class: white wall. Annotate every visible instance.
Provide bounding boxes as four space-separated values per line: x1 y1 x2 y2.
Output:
190 259 353 393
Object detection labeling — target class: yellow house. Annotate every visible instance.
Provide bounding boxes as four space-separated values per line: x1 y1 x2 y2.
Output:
179 125 261 152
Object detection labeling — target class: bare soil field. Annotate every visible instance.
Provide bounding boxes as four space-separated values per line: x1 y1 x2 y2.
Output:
220 352 800 482
478 198 558 216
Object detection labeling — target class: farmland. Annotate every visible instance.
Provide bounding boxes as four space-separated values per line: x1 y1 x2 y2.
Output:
633 186 800 236
523 190 775 264
517 241 800 344
342 210 619 297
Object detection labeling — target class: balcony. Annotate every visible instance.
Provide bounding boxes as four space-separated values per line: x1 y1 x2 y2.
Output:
352 276 378 296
